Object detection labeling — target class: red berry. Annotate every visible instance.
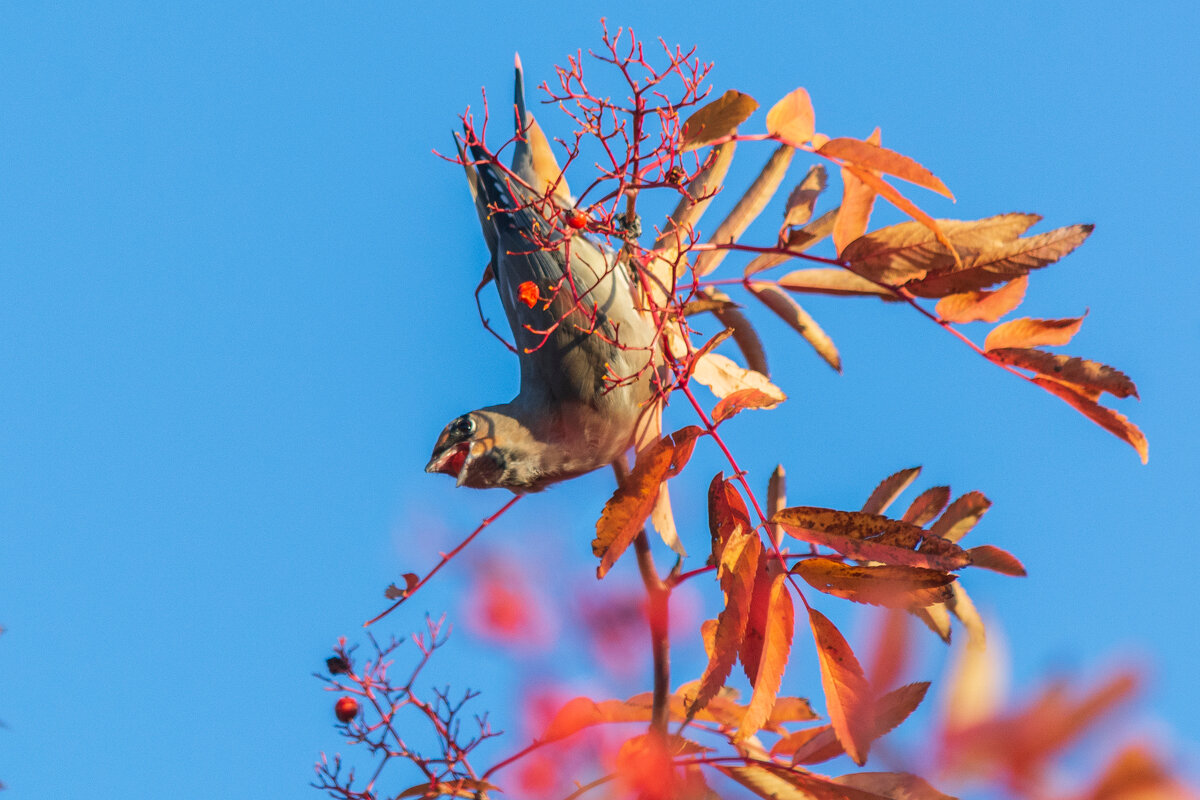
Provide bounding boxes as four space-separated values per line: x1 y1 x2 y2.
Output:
334 696 359 723
566 211 589 230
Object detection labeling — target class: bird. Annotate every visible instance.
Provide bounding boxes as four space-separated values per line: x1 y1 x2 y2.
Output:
425 56 661 494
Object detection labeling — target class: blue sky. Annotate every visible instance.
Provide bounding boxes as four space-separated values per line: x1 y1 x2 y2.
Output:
1 1 1197 796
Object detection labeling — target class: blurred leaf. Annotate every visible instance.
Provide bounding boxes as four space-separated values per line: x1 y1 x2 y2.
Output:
681 89 758 151
833 772 956 800
968 544 1027 577
693 353 786 403
746 207 839 276
766 87 816 144
696 144 795 275
397 779 499 799
782 165 827 229
778 682 930 765
749 282 842 372
779 267 897 299
767 464 787 549
702 287 770 375
985 315 1085 351
935 275 1028 323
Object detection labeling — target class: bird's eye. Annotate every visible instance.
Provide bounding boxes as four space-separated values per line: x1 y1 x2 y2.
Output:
451 416 476 438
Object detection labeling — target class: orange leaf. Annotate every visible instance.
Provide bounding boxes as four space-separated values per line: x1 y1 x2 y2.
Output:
737 575 795 739
935 275 1028 323
861 467 922 515
833 772 955 800
593 438 676 577
696 144 794 276
749 282 841 372
740 548 774 684
792 559 955 609
708 474 753 563
778 267 896 299
396 779 499 799
984 315 1085 351
968 544 1027 576
927 491 991 543
778 682 930 765
774 507 970 571
809 608 873 765
766 87 815 144
833 128 881 255
845 166 957 260
819 137 954 199
990 349 1139 400
901 485 951 526
1032 376 1148 463
680 89 758 151
713 388 785 423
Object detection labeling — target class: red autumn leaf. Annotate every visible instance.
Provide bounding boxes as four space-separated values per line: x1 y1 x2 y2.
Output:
766 87 816 144
990 349 1139 400
809 608 874 765
774 507 971 571
516 280 540 308
901 485 951 526
935 275 1028 323
833 128 881 255
818 137 954 199
867 607 911 692
984 315 1086 351
593 438 677 578
708 474 753 564
1032 376 1148 463
792 558 956 609
967 544 1027 576
862 467 922 515
713 388 785 423
737 574 795 739
740 548 774 684
680 89 758 151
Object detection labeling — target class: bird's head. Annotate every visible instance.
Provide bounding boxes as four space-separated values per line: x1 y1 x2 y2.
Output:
425 408 545 491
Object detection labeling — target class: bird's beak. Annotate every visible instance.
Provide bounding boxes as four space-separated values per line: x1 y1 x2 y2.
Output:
425 443 473 485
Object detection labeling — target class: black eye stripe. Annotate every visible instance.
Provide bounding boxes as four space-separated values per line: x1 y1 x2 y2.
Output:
450 416 476 438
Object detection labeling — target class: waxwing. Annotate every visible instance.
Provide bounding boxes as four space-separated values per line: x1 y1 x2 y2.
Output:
426 56 660 493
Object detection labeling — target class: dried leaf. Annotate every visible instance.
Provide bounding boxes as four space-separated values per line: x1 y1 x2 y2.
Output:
990 349 1138 400
984 316 1085 351
778 268 896 299
819 137 954 199
713 388 784 423
927 491 991 543
862 467 921 515
775 507 970 571
867 607 911 692
702 287 770 375
833 772 956 800
593 439 676 578
749 282 842 372
708 474 753 563
783 165 827 229
767 87 816 144
737 575 795 739
947 582 986 646
741 551 773 684
935 275 1028 323
1032 376 1148 463
385 573 420 600
901 486 951 526
696 144 795 276
844 166 956 258
967 545 1026 577
912 602 952 643
1082 745 1192 800
793 559 955 609
768 464 787 549
681 89 758 152
833 128 881 255
810 608 874 765
779 682 930 765
693 352 787 403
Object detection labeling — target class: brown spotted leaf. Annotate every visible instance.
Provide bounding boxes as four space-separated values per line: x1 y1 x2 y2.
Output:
696 144 795 275
927 491 991 543
819 137 953 199
989 349 1139 400
778 268 897 299
749 282 842 372
767 87 816 144
1032 376 1148 463
775 507 970 571
737 575 795 739
680 89 758 152
935 275 1028 323
862 467 921 515
968 545 1027 577
593 439 676 577
793 559 955 609
810 608 874 765
984 316 1085 351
